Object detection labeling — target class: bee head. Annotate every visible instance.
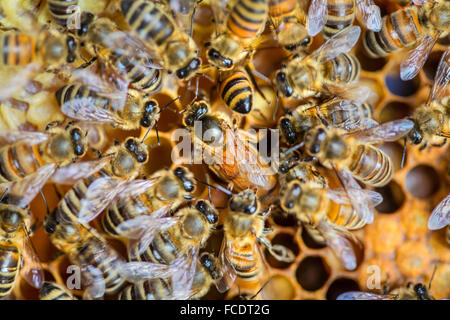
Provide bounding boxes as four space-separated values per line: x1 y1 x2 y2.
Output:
77 12 95 37
304 127 327 156
124 138 148 163
431 1 450 32
176 58 201 80
47 126 87 162
199 252 220 280
66 35 77 63
275 71 293 98
413 283 431 300
207 48 233 69
195 200 219 225
183 101 209 127
280 181 302 212
229 190 258 215
140 100 159 128
173 166 196 195
407 120 423 145
279 116 300 145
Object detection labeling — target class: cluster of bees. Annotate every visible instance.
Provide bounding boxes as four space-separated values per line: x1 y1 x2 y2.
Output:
0 0 448 300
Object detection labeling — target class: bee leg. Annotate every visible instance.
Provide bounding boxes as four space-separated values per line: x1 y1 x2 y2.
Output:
245 63 270 106
257 236 295 262
53 184 63 200
45 121 62 131
431 138 447 148
211 224 223 231
65 120 78 130
419 141 428 151
78 56 98 70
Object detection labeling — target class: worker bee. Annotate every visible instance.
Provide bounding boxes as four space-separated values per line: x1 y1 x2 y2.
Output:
274 26 368 102
407 49 450 150
0 122 87 184
101 166 196 238
279 98 376 146
306 0 381 38
280 179 382 269
268 0 311 51
118 0 201 80
206 0 269 70
362 0 450 80
50 137 154 225
0 164 57 298
337 282 435 300
303 119 414 188
218 189 295 291
428 193 449 231
40 281 77 300
47 0 79 28
219 69 255 114
182 100 277 196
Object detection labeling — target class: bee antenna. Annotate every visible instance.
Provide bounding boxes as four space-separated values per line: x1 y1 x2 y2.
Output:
40 190 50 215
206 174 212 203
401 137 407 169
0 188 8 202
193 176 216 193
273 91 279 121
428 264 438 290
158 96 181 114
249 278 272 300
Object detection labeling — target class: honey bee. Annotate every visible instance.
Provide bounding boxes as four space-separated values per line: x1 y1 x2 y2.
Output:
407 49 450 150
218 189 295 291
0 164 56 298
279 98 376 146
337 282 435 300
101 166 196 238
274 26 368 102
219 69 255 114
40 281 77 300
0 123 87 184
50 137 154 225
303 119 414 188
362 0 450 80
280 179 382 269
118 0 201 80
306 0 381 38
47 0 79 27
428 193 449 231
182 100 277 196
206 0 269 70
268 0 311 51
44 216 127 299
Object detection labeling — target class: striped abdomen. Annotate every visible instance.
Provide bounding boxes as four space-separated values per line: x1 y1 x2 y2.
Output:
110 53 163 93
323 0 355 39
323 53 360 84
269 0 297 21
327 202 365 230
129 229 181 264
220 71 253 114
48 0 79 27
56 84 110 111
228 239 261 281
363 7 422 58
73 238 125 295
0 34 37 66
40 282 76 300
227 0 269 39
317 99 374 130
120 0 176 48
0 242 20 298
0 143 42 184
348 144 393 187
119 278 172 300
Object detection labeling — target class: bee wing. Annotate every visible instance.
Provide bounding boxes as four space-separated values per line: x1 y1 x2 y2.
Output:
0 164 56 208
0 130 50 146
322 99 378 131
82 265 106 300
310 26 361 63
412 0 426 4
428 194 450 230
78 177 159 224
170 246 200 300
337 291 395 300
210 0 231 33
428 49 450 105
20 229 45 289
318 221 360 270
348 119 415 144
334 167 376 224
356 0 382 32
169 0 197 33
0 63 39 102
118 261 174 283
216 236 237 293
326 83 373 105
306 0 328 36
326 189 382 206
51 157 111 185
400 34 438 81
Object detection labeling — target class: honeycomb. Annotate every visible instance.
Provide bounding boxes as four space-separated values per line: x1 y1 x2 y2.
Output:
0 0 448 300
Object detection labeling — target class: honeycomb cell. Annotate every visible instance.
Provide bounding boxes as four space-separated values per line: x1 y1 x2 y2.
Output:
296 256 330 292
428 229 450 263
356 46 387 72
271 210 298 227
365 216 403 254
259 274 296 300
425 264 450 300
326 278 360 300
406 165 440 199
265 233 300 269
385 68 420 97
400 201 430 239
396 241 431 278
357 258 400 293
423 51 444 81
375 181 406 214
301 227 326 250
379 101 413 123
143 136 174 175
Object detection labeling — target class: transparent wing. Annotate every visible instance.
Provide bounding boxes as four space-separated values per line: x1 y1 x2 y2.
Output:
170 246 199 300
210 0 230 34
412 0 425 4
20 229 45 289
216 236 237 293
0 130 50 146
428 49 450 105
78 177 159 224
0 63 39 101
306 0 328 36
337 291 395 300
51 157 111 185
356 0 382 32
400 34 438 81
318 221 360 270
170 0 196 33
0 164 56 208
326 84 374 105
428 194 450 230
310 26 361 63
335 167 376 224
118 261 175 283
320 99 378 131
326 189 382 206
349 119 414 144
82 265 106 300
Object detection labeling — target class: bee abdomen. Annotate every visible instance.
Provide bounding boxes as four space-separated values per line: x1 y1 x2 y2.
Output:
0 144 40 183
269 0 297 19
48 0 79 27
228 0 269 39
0 34 37 66
323 0 355 39
40 282 75 300
119 279 171 300
101 196 146 237
0 242 20 298
363 7 422 58
327 203 366 230
220 72 253 114
229 246 259 279
324 53 360 84
349 144 393 187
